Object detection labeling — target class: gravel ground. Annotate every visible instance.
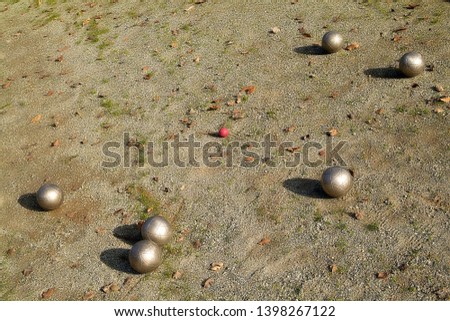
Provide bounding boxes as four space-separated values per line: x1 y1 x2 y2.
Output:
0 0 449 301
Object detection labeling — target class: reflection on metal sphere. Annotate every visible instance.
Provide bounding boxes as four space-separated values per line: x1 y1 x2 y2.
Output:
399 52 424 77
36 183 63 210
322 31 344 53
141 215 172 245
320 167 353 198
129 240 162 274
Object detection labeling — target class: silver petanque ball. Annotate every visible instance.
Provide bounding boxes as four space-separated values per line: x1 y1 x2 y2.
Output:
322 31 344 53
129 240 162 274
141 215 172 245
36 183 63 210
320 167 353 198
399 52 425 77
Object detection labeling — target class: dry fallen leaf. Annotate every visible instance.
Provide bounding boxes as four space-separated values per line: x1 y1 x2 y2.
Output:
434 85 444 92
258 237 271 246
95 227 106 235
6 248 16 256
2 81 11 89
344 42 360 51
123 277 134 287
193 56 200 63
284 125 296 133
41 288 56 299
240 85 256 95
377 272 389 279
82 290 95 300
329 264 338 273
232 109 244 120
439 96 450 103
354 211 365 220
210 262 224 272
51 139 61 147
270 27 281 34
45 90 54 96
192 239 201 249
393 26 408 33
392 34 402 42
286 146 301 153
101 283 120 293
22 268 33 277
226 100 236 106
31 114 42 123
172 271 183 279
82 18 91 26
208 105 221 111
327 128 338 137
142 66 149 73
405 4 420 9
202 278 214 289
433 107 444 114
318 150 326 157
298 27 312 38
55 55 63 62
375 108 385 115
170 41 178 48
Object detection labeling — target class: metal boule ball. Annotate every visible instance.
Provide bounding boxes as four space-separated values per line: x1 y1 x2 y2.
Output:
141 215 172 245
36 183 63 210
320 166 353 198
399 52 424 77
321 31 344 53
129 240 163 274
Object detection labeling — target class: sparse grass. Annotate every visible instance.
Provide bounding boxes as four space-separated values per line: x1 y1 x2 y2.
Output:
335 222 347 231
409 107 430 116
100 99 127 116
395 105 407 113
266 110 277 119
126 184 162 218
314 212 324 222
366 223 379 232
86 20 109 43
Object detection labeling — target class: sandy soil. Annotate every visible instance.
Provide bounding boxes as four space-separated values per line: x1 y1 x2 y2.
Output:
0 0 449 301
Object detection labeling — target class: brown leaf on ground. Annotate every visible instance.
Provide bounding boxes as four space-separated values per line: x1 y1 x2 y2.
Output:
433 107 444 114
329 264 338 273
2 81 11 89
31 114 42 123
41 288 56 299
405 4 420 9
6 248 16 256
195 0 207 4
393 26 408 32
232 109 244 120
208 105 221 111
123 277 134 287
329 91 339 99
202 278 214 288
142 66 149 73
285 146 301 153
55 55 63 62
377 272 389 279
22 268 33 277
298 27 311 38
172 271 183 279
257 237 271 246
95 227 106 235
392 34 402 42
192 239 201 249
318 150 326 157
375 108 385 115
51 139 61 147
433 85 444 92
82 290 95 300
244 156 254 163
344 42 360 51
193 56 200 63
210 262 224 272
101 283 120 293
439 96 450 103
327 128 338 137
226 100 236 106
45 90 54 96
240 85 256 95
284 125 296 133
354 211 365 220
170 41 178 48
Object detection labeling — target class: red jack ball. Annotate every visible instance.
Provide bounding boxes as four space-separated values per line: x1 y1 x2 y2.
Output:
218 127 229 138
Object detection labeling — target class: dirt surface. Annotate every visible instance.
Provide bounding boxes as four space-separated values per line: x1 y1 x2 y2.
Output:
0 0 449 301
